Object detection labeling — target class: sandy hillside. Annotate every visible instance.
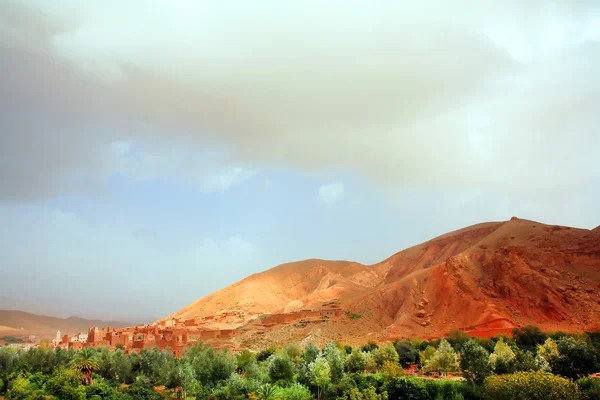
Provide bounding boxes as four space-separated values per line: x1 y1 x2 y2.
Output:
163 218 600 346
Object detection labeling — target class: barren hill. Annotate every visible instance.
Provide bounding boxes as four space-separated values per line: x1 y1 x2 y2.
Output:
165 218 600 346
170 259 388 319
0 310 131 339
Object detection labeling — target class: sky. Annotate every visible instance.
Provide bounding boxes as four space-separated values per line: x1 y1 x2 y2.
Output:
1 1 599 321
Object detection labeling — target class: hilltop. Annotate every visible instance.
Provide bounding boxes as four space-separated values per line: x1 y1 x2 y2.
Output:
158 218 600 349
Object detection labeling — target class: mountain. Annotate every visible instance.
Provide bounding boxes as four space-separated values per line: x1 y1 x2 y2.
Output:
0 310 133 339
165 218 600 347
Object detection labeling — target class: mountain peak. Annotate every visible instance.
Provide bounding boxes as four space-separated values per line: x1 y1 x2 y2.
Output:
162 219 600 348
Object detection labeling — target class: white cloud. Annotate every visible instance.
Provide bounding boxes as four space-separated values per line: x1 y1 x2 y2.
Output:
108 140 257 193
202 167 258 193
318 182 346 207
0 1 599 202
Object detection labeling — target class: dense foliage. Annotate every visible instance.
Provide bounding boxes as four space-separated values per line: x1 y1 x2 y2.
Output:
0 327 598 399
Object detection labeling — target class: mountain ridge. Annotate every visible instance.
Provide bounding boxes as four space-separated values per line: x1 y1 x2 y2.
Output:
163 218 600 347
0 310 134 339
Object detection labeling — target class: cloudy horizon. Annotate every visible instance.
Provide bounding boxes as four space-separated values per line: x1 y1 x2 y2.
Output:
1 1 599 321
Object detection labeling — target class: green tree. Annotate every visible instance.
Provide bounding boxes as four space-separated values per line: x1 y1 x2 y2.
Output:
347 349 368 373
324 343 345 383
237 349 257 373
45 368 87 400
394 341 419 367
267 353 294 383
284 343 303 362
97 347 117 380
576 377 600 400
124 376 163 400
168 363 197 398
361 342 379 353
303 343 321 364
70 348 99 386
515 350 541 372
85 380 119 400
512 326 547 351
447 330 471 352
460 339 493 386
419 346 436 368
113 349 134 384
489 338 516 374
550 336 597 379
364 352 377 373
423 339 458 373
310 356 331 399
372 344 399 367
6 374 34 399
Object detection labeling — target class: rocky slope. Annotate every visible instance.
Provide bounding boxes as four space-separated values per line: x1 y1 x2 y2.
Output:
165 218 600 345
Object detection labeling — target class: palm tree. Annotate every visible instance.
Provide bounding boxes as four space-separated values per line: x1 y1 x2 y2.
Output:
256 383 277 400
71 347 100 386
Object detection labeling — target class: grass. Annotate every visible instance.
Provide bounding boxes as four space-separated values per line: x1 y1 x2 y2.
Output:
1 336 23 343
345 311 362 320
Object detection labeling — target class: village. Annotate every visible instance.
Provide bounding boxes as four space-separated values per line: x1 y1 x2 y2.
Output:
52 304 346 358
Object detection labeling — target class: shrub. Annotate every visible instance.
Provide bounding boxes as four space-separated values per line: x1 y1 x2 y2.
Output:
124 376 164 400
276 382 313 400
577 377 600 400
481 371 581 400
0 336 23 343
211 372 256 400
380 361 404 378
423 379 469 400
361 342 379 353
383 376 431 400
337 385 388 400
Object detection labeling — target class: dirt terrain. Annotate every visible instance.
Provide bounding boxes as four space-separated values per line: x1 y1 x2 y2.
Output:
163 218 600 349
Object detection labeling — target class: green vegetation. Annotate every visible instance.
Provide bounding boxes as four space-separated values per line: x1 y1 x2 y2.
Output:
0 336 23 344
481 371 581 400
0 327 599 399
345 312 362 320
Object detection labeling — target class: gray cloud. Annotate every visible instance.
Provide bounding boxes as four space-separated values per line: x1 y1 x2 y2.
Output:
1 1 599 202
